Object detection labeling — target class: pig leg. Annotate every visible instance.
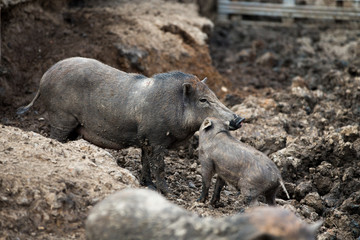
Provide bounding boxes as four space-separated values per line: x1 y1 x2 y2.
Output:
264 186 279 206
239 184 260 206
197 161 215 203
150 146 169 194
48 111 79 142
140 147 156 190
210 176 226 206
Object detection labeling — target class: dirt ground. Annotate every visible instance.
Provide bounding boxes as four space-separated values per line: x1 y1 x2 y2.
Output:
1 0 360 239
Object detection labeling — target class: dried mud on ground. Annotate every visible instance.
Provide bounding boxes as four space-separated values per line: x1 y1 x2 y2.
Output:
1 0 360 239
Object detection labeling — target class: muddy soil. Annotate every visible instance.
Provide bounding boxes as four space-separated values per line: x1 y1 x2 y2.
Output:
1 0 360 239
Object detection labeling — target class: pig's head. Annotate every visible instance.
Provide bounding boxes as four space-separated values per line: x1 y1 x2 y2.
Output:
182 77 244 131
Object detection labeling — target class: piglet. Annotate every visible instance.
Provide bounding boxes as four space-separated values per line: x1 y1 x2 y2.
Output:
198 117 289 206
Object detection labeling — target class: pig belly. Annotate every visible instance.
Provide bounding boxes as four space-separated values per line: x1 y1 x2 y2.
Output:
215 165 241 187
79 128 135 149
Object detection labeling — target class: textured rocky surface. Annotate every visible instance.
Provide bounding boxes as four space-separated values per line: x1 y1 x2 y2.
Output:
0 124 138 239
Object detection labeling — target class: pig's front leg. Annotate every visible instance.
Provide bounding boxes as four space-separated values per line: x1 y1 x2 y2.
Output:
140 146 156 190
197 160 215 203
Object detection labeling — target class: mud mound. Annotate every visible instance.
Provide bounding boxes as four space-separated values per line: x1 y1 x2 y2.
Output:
0 124 139 239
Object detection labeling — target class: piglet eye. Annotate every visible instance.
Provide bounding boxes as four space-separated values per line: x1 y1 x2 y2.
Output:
199 98 207 103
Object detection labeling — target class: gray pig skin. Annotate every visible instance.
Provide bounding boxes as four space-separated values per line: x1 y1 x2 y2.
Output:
85 188 321 240
198 117 289 206
17 57 243 194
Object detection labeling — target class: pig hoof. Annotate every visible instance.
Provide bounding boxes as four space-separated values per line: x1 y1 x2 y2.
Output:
146 184 157 191
210 201 224 208
155 182 170 196
140 178 155 188
159 187 171 196
196 197 206 203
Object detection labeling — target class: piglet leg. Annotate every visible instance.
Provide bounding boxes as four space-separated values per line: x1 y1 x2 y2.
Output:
197 161 215 203
210 177 226 206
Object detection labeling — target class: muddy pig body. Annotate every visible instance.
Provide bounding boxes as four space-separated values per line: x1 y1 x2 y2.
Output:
86 188 321 240
198 117 289 206
17 57 244 193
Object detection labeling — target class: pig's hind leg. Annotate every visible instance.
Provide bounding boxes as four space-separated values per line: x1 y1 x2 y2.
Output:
264 185 279 206
48 111 79 142
239 183 261 206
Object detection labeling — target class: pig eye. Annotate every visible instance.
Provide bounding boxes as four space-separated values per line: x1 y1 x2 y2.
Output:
199 98 208 103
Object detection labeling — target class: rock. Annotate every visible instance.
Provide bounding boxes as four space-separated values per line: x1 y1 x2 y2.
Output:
322 192 340 208
255 52 279 67
314 175 332 196
190 162 197 171
86 188 321 240
301 204 316 218
188 181 196 189
316 161 333 176
291 76 309 89
342 167 354 182
340 191 360 214
236 49 254 62
295 180 314 199
301 192 324 214
339 125 359 142
297 37 315 56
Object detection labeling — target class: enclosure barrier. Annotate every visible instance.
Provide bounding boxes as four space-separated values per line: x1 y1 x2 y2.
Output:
218 0 360 23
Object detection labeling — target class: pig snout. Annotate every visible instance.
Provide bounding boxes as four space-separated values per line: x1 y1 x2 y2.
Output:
229 115 245 130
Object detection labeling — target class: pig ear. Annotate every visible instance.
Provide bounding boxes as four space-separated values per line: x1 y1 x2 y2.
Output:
201 77 207 84
202 118 213 130
182 83 193 99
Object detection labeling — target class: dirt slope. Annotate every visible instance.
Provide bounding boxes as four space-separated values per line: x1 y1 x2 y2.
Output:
0 124 139 239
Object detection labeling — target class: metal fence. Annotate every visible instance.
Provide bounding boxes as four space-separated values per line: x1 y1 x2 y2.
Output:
218 0 360 23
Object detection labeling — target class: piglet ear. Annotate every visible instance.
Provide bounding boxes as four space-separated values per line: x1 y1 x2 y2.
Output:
202 118 213 130
201 77 207 84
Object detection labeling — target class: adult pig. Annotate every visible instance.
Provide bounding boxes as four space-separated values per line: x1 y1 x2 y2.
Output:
86 188 321 240
17 57 244 194
197 117 289 206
